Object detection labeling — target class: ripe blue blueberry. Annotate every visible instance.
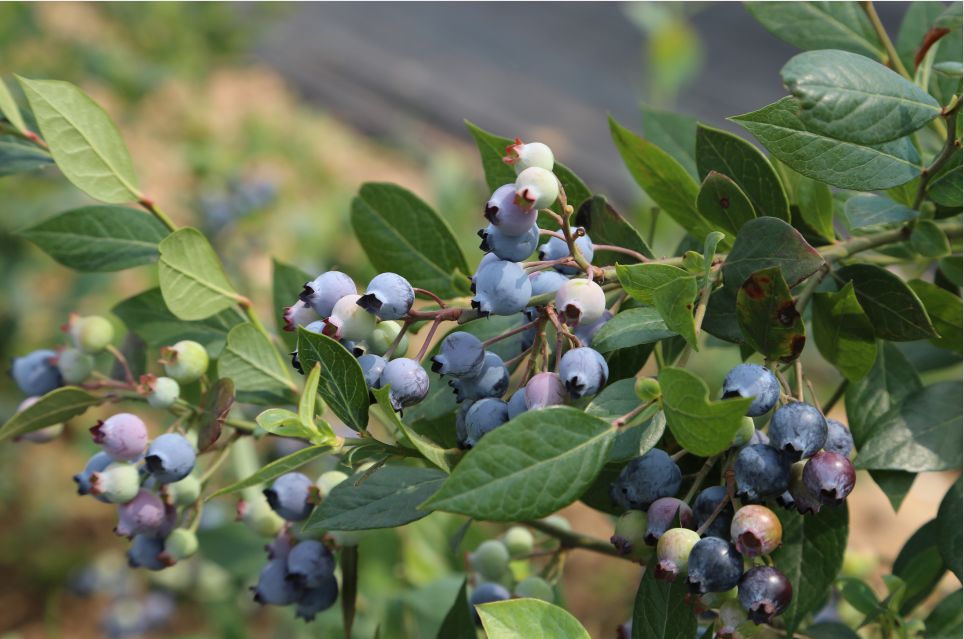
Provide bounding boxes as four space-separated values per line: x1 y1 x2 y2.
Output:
74 451 114 496
264 472 314 522
538 227 594 275
471 259 532 317
455 400 474 448
555 278 606 325
574 310 612 347
730 505 782 557
721 364 780 417
295 574 339 621
524 372 566 410
692 485 733 539
91 413 149 462
127 534 167 571
824 419 854 457
283 300 318 333
299 271 356 318
463 398 509 448
485 183 539 235
56 348 94 384
358 354 387 389
145 433 197 484
479 223 540 262
378 357 430 410
252 558 302 605
515 166 559 210
528 269 570 297
559 347 608 399
645 497 695 545
738 566 793 624
611 448 682 511
115 489 172 538
768 402 828 461
503 139 554 174
507 388 527 420
11 349 61 396
686 536 744 594
734 444 791 503
286 540 335 589
324 294 377 342
449 351 509 402
431 332 485 377
358 272 414 320
803 450 856 505
469 582 511 616
655 527 701 581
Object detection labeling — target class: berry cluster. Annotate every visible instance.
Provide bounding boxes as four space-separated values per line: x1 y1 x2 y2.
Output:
609 363 856 630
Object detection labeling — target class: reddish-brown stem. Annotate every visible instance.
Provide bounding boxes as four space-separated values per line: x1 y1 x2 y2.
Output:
483 318 540 347
413 288 447 308
538 229 566 240
612 400 655 428
592 244 649 263
383 319 413 359
106 344 135 385
416 319 443 362
405 306 463 322
696 468 736 536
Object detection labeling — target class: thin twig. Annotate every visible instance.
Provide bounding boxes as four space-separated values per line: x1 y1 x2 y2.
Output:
413 288 447 308
592 244 649 263
106 344 135 385
822 379 849 415
683 455 719 503
416 318 443 362
525 519 629 560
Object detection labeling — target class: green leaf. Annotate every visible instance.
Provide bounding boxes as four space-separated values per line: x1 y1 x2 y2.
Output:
373 386 459 473
925 588 963 638
836 264 937 341
112 288 242 357
653 275 700 350
631 562 697 639
813 282 876 381
609 116 714 240
869 470 917 513
843 194 919 229
745 2 884 59
218 324 294 399
855 380 962 472
782 50 941 145
703 287 744 344
207 444 332 499
658 367 752 456
478 599 590 639
591 307 675 353
928 148 963 207
911 280 964 354
573 195 653 264
641 105 699 179
0 387 102 442
836 577 881 616
911 219 952 257
776 162 836 242
298 362 322 427
937 477 963 581
256 408 316 440
196 378 235 452
774 504 849 634
846 340 920 444
695 123 790 221
158 228 240 321
732 97 922 191
350 183 469 298
896 2 945 72
806 622 862 639
17 76 141 203
723 216 825 296
0 141 53 177
616 263 694 306
893 519 949 613
272 258 312 350
421 406 615 521
737 266 806 361
303 466 446 532
695 171 756 240
296 328 370 432
0 77 27 133
19 205 168 272
436 578 475 639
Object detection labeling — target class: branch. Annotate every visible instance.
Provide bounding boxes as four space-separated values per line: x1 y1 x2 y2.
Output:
525 518 629 560
913 96 962 210
860 1 912 79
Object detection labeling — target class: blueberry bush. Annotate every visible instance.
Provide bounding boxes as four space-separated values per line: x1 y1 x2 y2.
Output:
2 3 963 638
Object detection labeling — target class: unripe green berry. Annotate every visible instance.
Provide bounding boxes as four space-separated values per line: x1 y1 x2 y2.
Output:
470 539 510 581
162 529 199 564
634 377 661 403
731 416 756 447
654 527 700 581
367 321 409 358
89 463 140 503
541 514 571 532
316 470 349 499
503 526 534 559
611 510 647 557
239 494 285 537
162 340 209 384
68 314 115 354
147 376 181 409
514 576 554 602
57 348 95 384
166 474 201 507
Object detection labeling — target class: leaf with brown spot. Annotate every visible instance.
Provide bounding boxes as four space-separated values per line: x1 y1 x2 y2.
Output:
695 171 755 241
737 266 805 361
196 378 235 452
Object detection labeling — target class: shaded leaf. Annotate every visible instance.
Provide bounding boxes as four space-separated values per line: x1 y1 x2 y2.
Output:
695 171 756 240
373 386 459 473
197 378 235 452
0 77 27 133
653 275 699 349
911 219 952 257
631 565 696 639
813 281 876 381
928 148 963 207
574 195 653 264
0 387 102 442
894 519 950 613
591 307 675 353
272 258 312 350
0 141 53 177
723 216 825 296
836 263 937 341
909 280 963 353
436 578 475 639
745 2 884 59
844 194 918 229
641 105 698 179
924 588 963 638
937 477 963 581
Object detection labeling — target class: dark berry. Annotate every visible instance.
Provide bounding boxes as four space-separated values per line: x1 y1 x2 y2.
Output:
686 536 744 594
734 444 790 503
610 449 682 511
768 402 828 461
738 566 792 624
692 485 733 539
803 451 856 505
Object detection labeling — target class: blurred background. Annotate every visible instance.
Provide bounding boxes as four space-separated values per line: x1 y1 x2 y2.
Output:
0 2 957 638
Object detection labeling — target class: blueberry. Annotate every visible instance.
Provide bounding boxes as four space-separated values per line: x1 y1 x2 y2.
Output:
524 372 566 410
115 489 172 538
803 451 856 505
286 540 335 588
504 526 534 559
479 223 540 262
783 460 822 514
89 462 141 503
165 474 201 507
555 278 606 325
734 444 790 503
721 364 780 417
515 166 559 210
655 527 701 581
145 434 196 484
559 347 608 399
692 485 733 539
472 253 501 288
739 566 793 624
160 529 199 565
324 294 377 342
507 388 528 420
378 357 430 410
748 429 770 446
472 259 532 317
686 537 744 594
611 449 682 511
127 535 167 571
485 183 540 235
367 321 409 358
91 413 149 462
161 340 209 384
824 419 854 457
469 582 511 621
730 505 782 557
74 451 114 496
574 310 612 347
645 497 695 545
358 272 414 320
528 270 570 297
315 470 349 500
503 140 554 174
455 400 474 448
538 227 594 274
283 300 318 332
611 510 647 557
264 472 313 521
65 314 115 354
470 539 510 580
252 558 302 606
431 332 485 377
449 351 509 402
11 349 61 396
295 574 339 621
299 271 357 317
57 348 94 384
769 402 828 461
514 576 554 602
617 621 632 639
146 377 180 409
341 338 367 357
463 398 509 448
358 354 387 389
